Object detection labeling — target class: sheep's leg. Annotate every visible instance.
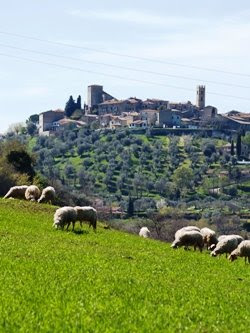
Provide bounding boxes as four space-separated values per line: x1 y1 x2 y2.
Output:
66 223 70 231
194 245 196 251
248 256 250 264
72 222 75 231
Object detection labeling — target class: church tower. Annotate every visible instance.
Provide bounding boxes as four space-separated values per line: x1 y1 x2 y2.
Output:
196 85 205 109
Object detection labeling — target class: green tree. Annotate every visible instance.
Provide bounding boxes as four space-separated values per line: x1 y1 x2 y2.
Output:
27 114 39 124
172 165 194 193
127 196 134 217
26 122 37 136
236 134 241 158
230 140 235 156
76 95 82 109
65 96 76 117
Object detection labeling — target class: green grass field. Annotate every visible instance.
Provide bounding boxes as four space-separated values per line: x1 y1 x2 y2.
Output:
0 199 249 332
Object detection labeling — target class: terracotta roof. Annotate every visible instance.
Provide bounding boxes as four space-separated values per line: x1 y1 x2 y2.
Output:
221 115 250 125
58 119 86 126
131 120 146 124
99 99 121 105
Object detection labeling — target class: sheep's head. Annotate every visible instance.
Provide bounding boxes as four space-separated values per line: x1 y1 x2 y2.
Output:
38 197 44 203
228 253 237 262
210 251 217 257
53 222 60 229
171 241 179 249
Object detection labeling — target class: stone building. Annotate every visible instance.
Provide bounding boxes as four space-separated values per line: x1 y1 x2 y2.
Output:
87 85 115 111
39 110 65 135
97 97 142 115
200 106 217 121
157 110 181 127
196 85 206 109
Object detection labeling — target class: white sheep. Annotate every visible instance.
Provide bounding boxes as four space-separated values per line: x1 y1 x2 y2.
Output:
210 235 239 258
228 240 250 264
25 185 40 202
200 227 218 250
209 234 243 251
174 226 200 239
74 206 97 231
38 186 56 204
171 230 204 252
139 227 150 238
4 185 28 199
53 206 77 230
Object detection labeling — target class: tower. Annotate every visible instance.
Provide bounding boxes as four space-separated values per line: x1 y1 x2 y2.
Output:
87 85 103 109
196 85 205 109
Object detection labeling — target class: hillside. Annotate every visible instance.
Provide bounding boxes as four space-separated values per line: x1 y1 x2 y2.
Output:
29 130 250 206
0 199 249 332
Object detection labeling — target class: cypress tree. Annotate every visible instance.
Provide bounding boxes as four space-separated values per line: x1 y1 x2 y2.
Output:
236 134 241 158
230 140 235 156
76 95 82 109
127 196 134 217
65 96 76 117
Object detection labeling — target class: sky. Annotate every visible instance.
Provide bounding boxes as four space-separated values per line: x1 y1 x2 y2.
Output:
1 0 250 133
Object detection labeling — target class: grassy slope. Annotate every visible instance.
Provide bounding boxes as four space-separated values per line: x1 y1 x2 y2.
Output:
0 200 249 332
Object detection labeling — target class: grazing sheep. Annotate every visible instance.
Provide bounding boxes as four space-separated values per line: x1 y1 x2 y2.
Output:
74 206 97 231
210 235 239 258
53 206 77 230
4 185 28 199
175 226 200 239
25 185 40 202
209 234 243 251
171 230 204 252
229 240 250 264
139 227 150 238
200 227 218 250
38 186 56 204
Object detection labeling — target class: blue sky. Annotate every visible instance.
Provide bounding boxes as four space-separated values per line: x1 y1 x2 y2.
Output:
1 0 250 133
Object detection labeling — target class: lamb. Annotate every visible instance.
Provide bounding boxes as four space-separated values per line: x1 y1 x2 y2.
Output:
25 185 40 202
228 240 250 264
53 206 77 230
38 186 56 204
210 235 239 258
74 206 97 231
139 227 150 238
4 185 28 199
171 230 204 252
200 227 218 250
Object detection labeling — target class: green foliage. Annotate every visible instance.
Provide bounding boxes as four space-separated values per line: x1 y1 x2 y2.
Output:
7 150 35 180
65 95 77 117
0 200 249 332
172 165 194 191
127 196 134 217
236 134 242 157
0 140 36 195
27 114 39 124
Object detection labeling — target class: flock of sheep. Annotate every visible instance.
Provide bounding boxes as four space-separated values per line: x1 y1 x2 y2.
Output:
3 185 97 231
3 185 250 264
139 226 250 264
4 185 56 203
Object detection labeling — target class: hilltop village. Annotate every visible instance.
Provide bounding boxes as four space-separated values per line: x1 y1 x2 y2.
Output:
39 84 250 136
